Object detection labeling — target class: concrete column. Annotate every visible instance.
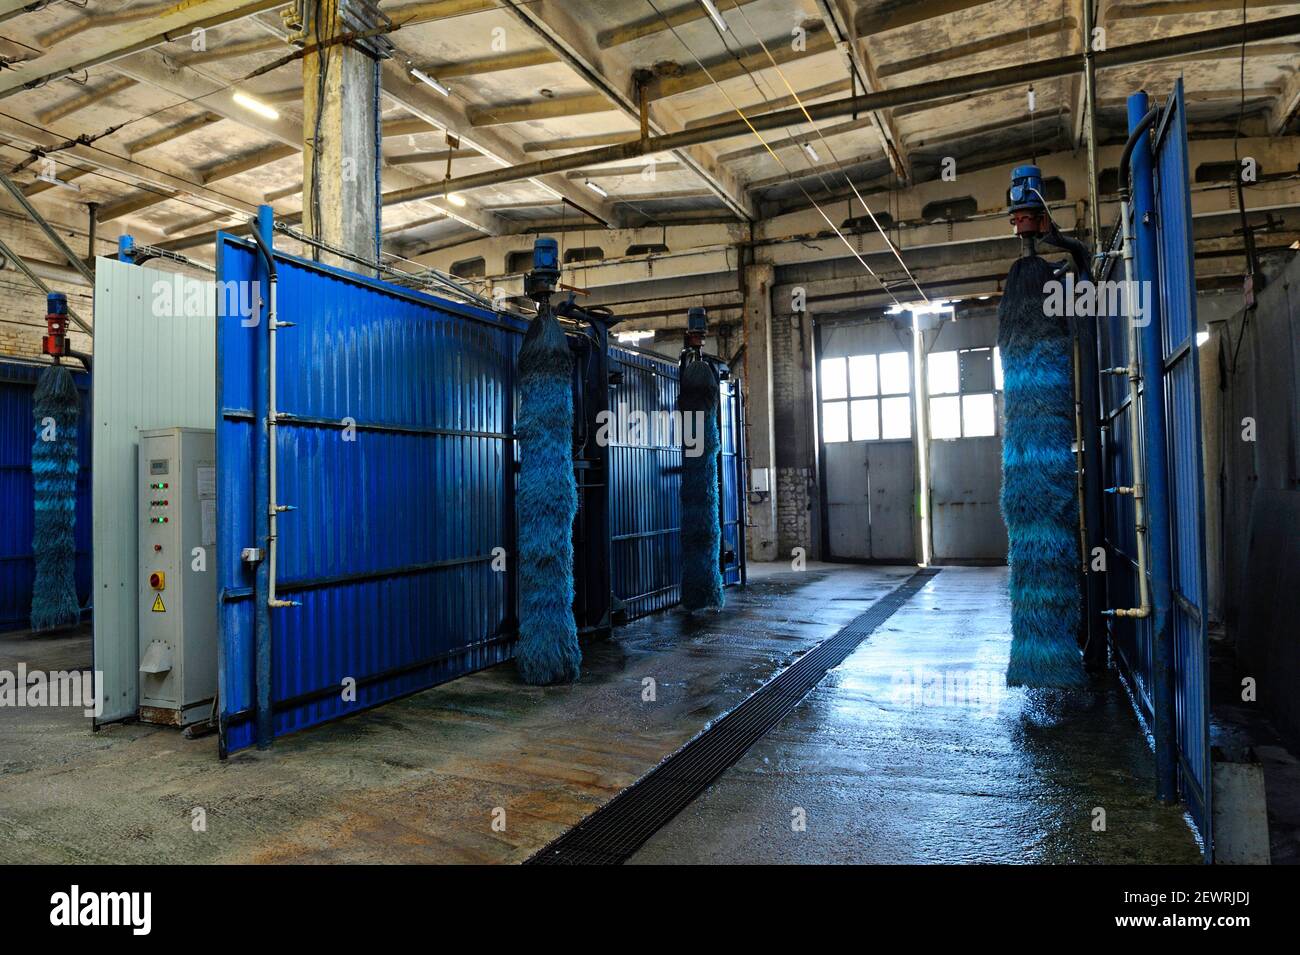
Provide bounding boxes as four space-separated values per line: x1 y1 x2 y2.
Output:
301 0 381 272
743 260 779 562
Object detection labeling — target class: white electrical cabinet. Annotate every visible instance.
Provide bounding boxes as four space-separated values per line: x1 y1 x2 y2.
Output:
137 428 217 726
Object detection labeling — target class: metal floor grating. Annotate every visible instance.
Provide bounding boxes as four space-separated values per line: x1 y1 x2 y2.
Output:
526 567 941 865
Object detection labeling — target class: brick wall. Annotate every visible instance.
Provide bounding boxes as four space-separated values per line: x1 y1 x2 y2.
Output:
769 307 816 557
0 211 95 362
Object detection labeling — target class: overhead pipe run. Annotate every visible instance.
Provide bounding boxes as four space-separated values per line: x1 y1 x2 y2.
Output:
377 14 1300 209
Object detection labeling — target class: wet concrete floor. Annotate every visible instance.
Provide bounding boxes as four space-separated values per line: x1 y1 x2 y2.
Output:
631 567 1202 864
0 564 1200 863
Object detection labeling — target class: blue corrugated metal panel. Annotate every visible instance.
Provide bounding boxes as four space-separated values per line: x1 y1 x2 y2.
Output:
0 360 91 631
608 346 682 619
216 235 526 753
1153 81 1211 853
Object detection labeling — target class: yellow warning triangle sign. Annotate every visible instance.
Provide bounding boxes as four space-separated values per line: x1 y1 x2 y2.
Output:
151 594 166 613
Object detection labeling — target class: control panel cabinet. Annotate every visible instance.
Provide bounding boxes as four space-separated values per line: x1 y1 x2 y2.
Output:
137 428 217 726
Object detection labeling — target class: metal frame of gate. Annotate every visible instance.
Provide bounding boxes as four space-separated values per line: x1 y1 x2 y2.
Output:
1097 83 1211 859
1152 83 1212 854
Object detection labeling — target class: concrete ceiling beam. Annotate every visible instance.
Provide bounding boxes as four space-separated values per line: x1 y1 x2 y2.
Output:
0 0 288 97
498 0 757 221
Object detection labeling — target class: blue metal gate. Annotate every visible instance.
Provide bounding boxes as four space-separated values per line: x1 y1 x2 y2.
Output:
1098 82 1211 857
1153 83 1212 850
608 346 682 620
0 359 92 631
216 231 526 753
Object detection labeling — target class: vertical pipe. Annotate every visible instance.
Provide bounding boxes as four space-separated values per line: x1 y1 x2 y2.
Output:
1128 92 1178 803
1082 0 1103 248
86 203 97 263
253 204 274 749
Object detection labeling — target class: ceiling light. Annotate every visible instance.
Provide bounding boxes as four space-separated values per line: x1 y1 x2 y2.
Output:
409 66 450 97
445 192 466 207
232 91 279 121
698 0 728 32
802 142 819 163
585 180 608 197
33 174 79 193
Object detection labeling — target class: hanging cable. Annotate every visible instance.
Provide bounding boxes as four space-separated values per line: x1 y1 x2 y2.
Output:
721 0 928 302
644 0 903 305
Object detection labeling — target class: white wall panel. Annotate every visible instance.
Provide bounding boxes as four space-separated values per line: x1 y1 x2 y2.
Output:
93 258 215 724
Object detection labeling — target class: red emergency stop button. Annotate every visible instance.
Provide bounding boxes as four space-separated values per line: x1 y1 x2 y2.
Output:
149 571 165 590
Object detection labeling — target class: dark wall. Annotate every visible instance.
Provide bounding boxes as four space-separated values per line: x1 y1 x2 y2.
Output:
1217 251 1300 746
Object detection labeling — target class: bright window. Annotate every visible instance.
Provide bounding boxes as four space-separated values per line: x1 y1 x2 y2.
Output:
878 351 910 395
821 357 847 400
929 395 961 440
926 347 1001 439
851 398 880 441
848 355 878 396
822 400 849 443
821 350 911 444
928 351 959 395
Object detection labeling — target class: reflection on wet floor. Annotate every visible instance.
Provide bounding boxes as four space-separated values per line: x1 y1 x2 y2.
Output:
0 563 1200 863
631 566 1203 864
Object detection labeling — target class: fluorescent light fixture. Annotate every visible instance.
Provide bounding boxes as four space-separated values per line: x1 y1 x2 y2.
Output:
232 91 279 121
585 179 609 198
33 174 79 193
1196 330 1210 347
616 329 655 344
802 142 820 163
409 66 450 97
445 192 466 207
698 0 728 32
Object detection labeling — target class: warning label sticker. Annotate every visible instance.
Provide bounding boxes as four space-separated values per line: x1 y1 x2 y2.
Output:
151 594 166 613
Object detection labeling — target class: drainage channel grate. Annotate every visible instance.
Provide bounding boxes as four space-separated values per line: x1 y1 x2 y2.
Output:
525 567 941 865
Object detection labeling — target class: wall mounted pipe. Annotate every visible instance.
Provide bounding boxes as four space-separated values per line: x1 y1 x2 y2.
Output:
1102 102 1161 621
248 205 278 748
378 14 1300 208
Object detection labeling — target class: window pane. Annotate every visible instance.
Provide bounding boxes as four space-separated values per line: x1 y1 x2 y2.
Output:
928 351 959 395
962 393 996 437
878 351 910 394
821 357 847 400
929 396 961 440
851 398 879 441
848 355 878 397
881 395 912 439
822 401 849 443
993 347 1004 391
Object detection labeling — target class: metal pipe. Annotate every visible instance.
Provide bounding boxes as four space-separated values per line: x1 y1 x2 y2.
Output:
1102 101 1162 622
249 215 297 617
86 202 97 266
1105 193 1152 621
247 205 294 749
378 13 1300 207
1126 91 1178 804
1082 0 1102 249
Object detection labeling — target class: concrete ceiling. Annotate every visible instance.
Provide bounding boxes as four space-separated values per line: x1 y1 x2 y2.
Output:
0 0 1296 268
